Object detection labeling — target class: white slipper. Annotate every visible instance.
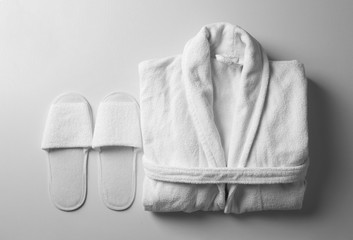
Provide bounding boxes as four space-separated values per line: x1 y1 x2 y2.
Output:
92 92 142 211
41 93 93 211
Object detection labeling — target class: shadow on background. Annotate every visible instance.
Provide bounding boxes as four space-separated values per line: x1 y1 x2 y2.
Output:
300 79 332 215
152 78 333 220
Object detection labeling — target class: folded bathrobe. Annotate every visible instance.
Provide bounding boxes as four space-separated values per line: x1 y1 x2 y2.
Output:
139 23 309 213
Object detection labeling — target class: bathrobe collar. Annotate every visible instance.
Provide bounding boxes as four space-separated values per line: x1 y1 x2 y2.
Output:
181 23 270 168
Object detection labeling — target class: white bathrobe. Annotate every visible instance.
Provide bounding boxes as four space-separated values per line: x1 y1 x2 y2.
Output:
139 23 309 213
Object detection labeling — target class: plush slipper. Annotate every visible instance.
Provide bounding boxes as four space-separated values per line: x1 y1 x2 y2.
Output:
41 93 93 211
92 92 142 210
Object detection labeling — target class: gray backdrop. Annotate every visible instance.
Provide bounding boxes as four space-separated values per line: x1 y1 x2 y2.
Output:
1 0 352 239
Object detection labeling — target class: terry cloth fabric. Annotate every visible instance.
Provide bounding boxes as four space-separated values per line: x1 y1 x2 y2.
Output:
139 22 309 214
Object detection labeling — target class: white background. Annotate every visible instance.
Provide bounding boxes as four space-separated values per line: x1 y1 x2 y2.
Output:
1 0 353 239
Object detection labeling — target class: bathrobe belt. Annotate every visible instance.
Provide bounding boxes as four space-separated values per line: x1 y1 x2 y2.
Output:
143 158 309 184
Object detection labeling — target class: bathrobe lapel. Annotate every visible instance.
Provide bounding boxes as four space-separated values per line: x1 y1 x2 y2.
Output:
181 27 227 169
181 25 270 169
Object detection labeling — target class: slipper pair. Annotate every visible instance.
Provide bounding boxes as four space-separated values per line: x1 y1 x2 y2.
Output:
41 92 142 211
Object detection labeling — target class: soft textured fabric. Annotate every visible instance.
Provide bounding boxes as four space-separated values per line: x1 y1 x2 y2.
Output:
139 23 309 214
42 102 93 149
41 93 93 211
92 102 142 149
92 92 142 211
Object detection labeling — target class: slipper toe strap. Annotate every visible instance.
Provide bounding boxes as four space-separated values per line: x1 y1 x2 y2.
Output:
41 103 93 150
92 102 142 149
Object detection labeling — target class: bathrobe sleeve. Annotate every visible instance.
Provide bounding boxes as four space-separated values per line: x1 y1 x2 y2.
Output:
249 60 308 168
138 56 210 168
229 60 308 213
138 56 226 212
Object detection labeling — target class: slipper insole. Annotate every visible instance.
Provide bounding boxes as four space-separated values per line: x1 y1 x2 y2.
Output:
99 146 136 210
48 148 87 211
